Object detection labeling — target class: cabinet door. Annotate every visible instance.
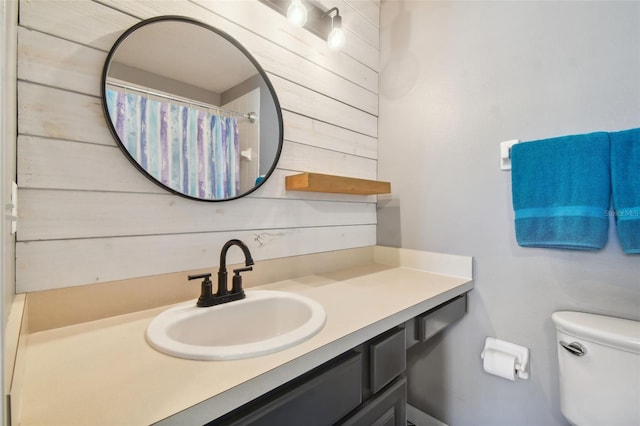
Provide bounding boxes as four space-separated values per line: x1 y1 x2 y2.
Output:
340 377 407 426
218 352 362 426
368 406 396 426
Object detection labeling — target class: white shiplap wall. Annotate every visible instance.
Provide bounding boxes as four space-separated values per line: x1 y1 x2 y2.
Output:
16 0 380 292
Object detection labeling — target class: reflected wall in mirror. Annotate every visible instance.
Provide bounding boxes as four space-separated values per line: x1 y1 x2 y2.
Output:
101 16 283 201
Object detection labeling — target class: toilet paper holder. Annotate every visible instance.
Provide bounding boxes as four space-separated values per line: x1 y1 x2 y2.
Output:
480 337 530 379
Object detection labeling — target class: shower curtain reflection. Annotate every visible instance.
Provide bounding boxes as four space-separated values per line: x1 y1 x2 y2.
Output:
106 88 240 199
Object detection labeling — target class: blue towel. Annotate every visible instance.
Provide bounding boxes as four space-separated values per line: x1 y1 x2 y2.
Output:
610 128 640 254
511 132 610 250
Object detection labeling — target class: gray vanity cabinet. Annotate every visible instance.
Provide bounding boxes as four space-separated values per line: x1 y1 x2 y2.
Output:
210 294 467 426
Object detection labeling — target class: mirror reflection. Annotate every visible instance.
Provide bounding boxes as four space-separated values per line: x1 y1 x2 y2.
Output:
102 17 283 201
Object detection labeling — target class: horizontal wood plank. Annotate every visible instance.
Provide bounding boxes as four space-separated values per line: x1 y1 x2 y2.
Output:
18 82 114 145
19 0 138 51
283 111 377 160
16 225 377 292
18 189 376 241
279 141 378 180
18 135 161 193
273 75 378 137
17 26 106 97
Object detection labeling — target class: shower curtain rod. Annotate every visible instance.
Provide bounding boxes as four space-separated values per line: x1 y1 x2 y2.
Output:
106 79 257 123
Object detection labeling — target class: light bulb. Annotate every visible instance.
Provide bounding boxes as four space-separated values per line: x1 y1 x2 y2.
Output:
287 0 308 27
327 28 345 50
327 27 345 50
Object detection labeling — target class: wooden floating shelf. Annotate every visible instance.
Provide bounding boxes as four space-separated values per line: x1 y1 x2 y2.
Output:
285 172 391 195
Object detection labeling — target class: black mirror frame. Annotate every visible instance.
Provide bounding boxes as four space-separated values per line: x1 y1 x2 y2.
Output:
100 15 284 202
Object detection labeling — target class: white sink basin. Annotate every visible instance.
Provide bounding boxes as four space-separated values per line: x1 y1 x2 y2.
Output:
146 290 326 360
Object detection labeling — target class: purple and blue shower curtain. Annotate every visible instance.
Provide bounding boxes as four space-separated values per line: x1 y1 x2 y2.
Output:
106 88 240 199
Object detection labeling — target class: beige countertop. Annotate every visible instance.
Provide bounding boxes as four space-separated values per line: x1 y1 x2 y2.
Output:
14 247 473 425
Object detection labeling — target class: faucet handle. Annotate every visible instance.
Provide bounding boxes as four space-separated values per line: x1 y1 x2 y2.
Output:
188 273 212 281
231 266 252 295
187 273 216 307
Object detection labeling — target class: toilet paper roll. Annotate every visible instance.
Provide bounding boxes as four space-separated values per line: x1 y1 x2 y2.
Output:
482 348 516 381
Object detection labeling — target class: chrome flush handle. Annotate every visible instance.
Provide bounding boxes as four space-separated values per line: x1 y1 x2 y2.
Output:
560 341 587 357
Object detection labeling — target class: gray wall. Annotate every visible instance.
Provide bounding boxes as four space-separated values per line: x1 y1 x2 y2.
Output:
377 1 640 425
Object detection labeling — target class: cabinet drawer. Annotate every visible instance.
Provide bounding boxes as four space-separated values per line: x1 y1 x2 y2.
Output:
370 328 406 394
223 352 362 426
417 293 467 342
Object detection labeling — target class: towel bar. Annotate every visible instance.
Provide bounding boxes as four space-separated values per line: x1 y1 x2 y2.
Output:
500 139 520 170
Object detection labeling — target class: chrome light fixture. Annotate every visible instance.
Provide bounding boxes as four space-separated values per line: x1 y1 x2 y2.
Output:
287 0 308 27
325 8 345 51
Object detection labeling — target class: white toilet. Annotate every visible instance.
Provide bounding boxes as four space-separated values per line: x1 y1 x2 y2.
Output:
552 311 640 426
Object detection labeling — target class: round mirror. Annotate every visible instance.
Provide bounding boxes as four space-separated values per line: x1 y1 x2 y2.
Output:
101 16 283 201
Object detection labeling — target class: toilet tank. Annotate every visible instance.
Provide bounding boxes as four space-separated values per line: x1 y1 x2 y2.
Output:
551 311 640 426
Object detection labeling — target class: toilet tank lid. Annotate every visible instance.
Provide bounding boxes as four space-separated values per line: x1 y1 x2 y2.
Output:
552 311 640 354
